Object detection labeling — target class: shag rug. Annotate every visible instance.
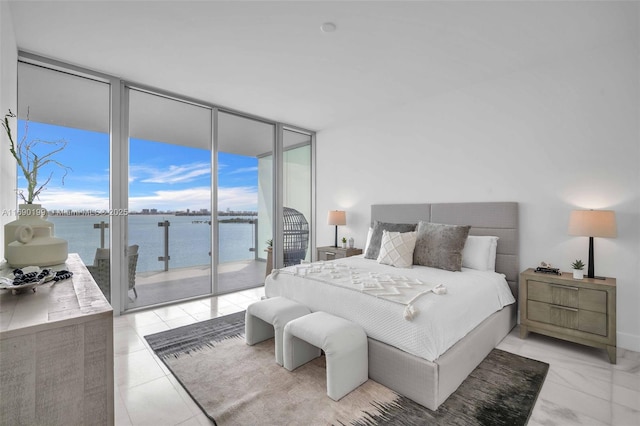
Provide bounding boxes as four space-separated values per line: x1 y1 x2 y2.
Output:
145 311 548 425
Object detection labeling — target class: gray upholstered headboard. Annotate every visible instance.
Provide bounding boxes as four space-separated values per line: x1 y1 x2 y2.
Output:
371 202 519 299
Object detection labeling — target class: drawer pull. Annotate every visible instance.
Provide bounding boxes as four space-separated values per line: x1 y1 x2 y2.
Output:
325 252 336 257
550 284 578 291
551 304 578 312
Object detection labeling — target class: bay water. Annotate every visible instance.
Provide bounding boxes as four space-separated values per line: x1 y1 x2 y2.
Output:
48 215 259 273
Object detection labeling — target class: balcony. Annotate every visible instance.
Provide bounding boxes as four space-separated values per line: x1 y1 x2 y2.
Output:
127 259 267 309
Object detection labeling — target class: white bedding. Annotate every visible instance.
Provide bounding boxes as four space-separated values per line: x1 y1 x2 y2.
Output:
265 255 515 362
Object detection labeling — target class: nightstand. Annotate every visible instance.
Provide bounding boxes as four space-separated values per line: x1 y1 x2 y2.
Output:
519 268 616 363
316 246 363 261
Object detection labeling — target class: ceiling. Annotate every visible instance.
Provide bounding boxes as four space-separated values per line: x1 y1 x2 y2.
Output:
8 1 638 132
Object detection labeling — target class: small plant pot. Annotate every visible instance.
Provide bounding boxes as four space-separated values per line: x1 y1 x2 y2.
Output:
573 269 584 280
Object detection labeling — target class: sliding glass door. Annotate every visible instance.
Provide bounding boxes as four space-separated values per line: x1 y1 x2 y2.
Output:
127 89 213 309
216 111 274 294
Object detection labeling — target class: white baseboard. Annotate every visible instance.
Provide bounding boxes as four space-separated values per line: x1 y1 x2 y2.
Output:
618 331 640 353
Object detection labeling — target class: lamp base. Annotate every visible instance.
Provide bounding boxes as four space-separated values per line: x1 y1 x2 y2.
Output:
585 237 607 280
587 275 607 280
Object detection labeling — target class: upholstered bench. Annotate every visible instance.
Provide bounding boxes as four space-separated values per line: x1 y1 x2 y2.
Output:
283 311 368 401
245 296 312 366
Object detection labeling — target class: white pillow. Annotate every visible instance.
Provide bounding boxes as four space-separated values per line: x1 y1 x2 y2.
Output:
377 230 417 268
462 235 499 271
364 227 373 253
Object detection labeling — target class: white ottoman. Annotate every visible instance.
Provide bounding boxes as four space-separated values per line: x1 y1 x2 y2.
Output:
283 311 368 401
245 296 313 366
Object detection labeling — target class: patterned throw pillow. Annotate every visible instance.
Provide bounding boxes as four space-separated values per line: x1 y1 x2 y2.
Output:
377 230 417 268
364 221 417 259
413 222 471 271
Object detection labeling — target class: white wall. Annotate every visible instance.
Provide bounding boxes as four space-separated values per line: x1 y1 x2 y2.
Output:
0 2 18 261
316 39 640 351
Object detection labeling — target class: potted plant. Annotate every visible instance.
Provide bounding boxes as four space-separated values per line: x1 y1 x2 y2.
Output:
341 237 347 249
264 239 274 277
571 259 585 279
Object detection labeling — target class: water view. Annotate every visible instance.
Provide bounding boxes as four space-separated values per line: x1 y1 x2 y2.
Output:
48 215 260 273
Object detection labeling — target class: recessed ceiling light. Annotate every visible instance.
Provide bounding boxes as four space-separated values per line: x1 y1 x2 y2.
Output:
320 22 337 33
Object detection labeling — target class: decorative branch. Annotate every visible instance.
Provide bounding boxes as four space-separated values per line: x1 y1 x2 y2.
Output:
3 109 72 203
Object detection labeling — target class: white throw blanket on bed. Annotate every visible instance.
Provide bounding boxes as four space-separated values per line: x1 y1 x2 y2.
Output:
271 261 447 320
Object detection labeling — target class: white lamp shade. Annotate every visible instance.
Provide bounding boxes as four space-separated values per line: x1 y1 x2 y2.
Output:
327 210 346 226
568 210 617 238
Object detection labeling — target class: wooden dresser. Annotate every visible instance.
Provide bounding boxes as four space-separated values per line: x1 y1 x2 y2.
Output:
519 268 616 363
0 254 114 424
316 246 363 261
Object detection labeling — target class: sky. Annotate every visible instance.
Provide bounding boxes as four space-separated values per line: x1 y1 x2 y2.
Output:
15 121 258 213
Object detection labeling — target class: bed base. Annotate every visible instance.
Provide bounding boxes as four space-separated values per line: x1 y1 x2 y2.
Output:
366 202 519 409
368 304 516 410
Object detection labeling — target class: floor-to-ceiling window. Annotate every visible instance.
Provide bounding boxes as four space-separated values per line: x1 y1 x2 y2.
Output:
282 129 312 263
257 129 313 267
16 61 111 299
217 111 275 294
13 53 315 314
127 88 213 309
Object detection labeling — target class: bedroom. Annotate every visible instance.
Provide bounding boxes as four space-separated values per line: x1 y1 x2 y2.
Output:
0 1 638 425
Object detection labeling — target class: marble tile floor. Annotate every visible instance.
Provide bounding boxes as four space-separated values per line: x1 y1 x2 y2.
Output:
114 290 640 425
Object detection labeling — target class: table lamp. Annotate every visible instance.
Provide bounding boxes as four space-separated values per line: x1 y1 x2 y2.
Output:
327 210 346 248
568 209 617 279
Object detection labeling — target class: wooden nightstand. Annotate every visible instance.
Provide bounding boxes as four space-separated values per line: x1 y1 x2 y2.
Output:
519 268 616 363
316 246 363 261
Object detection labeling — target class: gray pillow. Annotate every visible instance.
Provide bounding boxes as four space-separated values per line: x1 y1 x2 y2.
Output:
413 222 471 271
364 221 417 259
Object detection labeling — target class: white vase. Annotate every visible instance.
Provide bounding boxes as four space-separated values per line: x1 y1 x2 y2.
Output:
573 269 584 280
4 204 54 256
4 204 68 267
348 237 354 249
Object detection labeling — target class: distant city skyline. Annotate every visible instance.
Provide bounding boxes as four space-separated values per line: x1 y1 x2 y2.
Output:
16 121 259 212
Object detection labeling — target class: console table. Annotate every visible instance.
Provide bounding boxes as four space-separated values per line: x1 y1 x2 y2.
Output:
0 253 114 425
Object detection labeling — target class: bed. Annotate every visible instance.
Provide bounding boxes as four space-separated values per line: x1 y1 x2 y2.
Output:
265 202 519 410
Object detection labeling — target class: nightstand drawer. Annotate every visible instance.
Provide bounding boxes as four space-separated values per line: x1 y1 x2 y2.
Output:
316 247 362 261
527 300 607 336
579 289 607 314
528 280 606 313
528 300 578 329
318 250 344 261
528 280 578 308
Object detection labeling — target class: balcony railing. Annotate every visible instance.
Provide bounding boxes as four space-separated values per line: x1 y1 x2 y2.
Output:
92 217 260 273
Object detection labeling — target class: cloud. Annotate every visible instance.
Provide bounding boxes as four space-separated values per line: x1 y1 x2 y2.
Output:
217 186 258 211
228 166 258 174
130 162 211 184
129 186 257 212
129 187 211 211
32 188 110 211
22 184 258 213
